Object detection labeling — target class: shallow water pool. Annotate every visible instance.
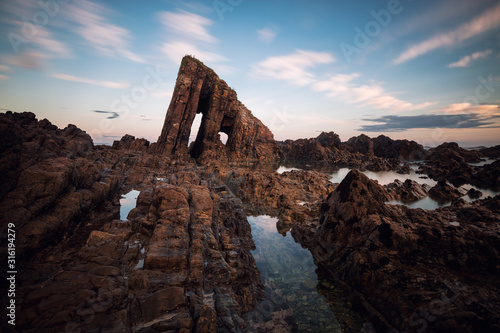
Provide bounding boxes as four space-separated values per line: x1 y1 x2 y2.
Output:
120 190 140 220
248 215 370 332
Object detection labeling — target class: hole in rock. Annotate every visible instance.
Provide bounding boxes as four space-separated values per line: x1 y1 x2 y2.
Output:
189 112 203 146
219 132 228 145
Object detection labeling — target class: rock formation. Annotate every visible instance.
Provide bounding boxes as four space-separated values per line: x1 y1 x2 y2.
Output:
385 179 430 202
0 112 275 333
154 56 279 163
2 55 500 333
278 132 421 173
305 170 500 332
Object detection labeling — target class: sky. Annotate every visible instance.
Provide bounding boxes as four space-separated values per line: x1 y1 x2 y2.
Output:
0 0 499 147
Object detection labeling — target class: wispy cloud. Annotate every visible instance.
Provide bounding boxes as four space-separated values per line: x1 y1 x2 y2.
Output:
394 2 500 65
361 104 500 131
0 74 9 80
51 73 129 89
68 1 144 63
252 50 335 86
258 27 277 43
2 50 48 70
0 65 11 72
162 41 226 64
0 2 72 69
158 10 217 43
253 50 434 111
158 10 226 67
313 74 435 111
447 49 492 68
437 103 500 117
94 110 119 119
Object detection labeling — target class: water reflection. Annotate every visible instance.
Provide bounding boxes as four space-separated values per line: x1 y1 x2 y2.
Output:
387 197 450 210
329 167 437 187
278 164 499 210
468 158 496 167
120 190 140 220
248 215 367 332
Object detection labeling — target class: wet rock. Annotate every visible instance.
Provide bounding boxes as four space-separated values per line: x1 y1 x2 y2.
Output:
419 142 482 186
467 188 483 199
471 159 500 189
385 179 430 202
480 145 500 158
429 180 465 202
306 169 500 332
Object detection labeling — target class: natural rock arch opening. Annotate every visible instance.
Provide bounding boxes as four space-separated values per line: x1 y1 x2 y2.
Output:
219 132 228 145
156 55 279 162
189 112 203 146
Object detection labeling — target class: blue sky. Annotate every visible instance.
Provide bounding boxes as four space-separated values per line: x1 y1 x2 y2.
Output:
0 0 499 147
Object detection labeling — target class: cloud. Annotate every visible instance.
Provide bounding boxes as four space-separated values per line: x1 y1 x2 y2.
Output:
361 104 500 131
2 50 48 69
447 49 492 68
252 50 335 86
313 74 435 111
51 73 129 89
0 65 11 72
394 2 500 65
0 74 9 80
437 103 500 117
162 41 226 64
253 50 434 111
258 27 277 43
94 110 119 119
0 2 72 69
68 1 144 63
158 10 226 67
158 10 216 43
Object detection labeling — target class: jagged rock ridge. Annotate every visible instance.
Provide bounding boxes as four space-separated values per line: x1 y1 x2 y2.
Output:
154 56 279 163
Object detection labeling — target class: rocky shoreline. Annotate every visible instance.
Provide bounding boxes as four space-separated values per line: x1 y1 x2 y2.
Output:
1 56 499 332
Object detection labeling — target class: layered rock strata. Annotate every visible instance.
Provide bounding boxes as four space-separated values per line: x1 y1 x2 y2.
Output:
153 56 279 163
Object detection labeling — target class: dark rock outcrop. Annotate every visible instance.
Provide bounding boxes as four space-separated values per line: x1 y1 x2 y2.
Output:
385 179 430 202
427 142 481 164
480 145 500 158
429 180 465 202
316 131 341 149
471 159 500 190
306 170 500 332
1 112 271 333
278 132 417 173
0 111 93 201
344 134 374 157
372 135 429 160
112 134 150 152
419 142 500 189
154 56 279 163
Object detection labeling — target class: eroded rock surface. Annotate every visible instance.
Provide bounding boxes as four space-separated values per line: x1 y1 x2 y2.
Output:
278 132 417 173
153 56 279 163
305 170 500 332
0 112 273 333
